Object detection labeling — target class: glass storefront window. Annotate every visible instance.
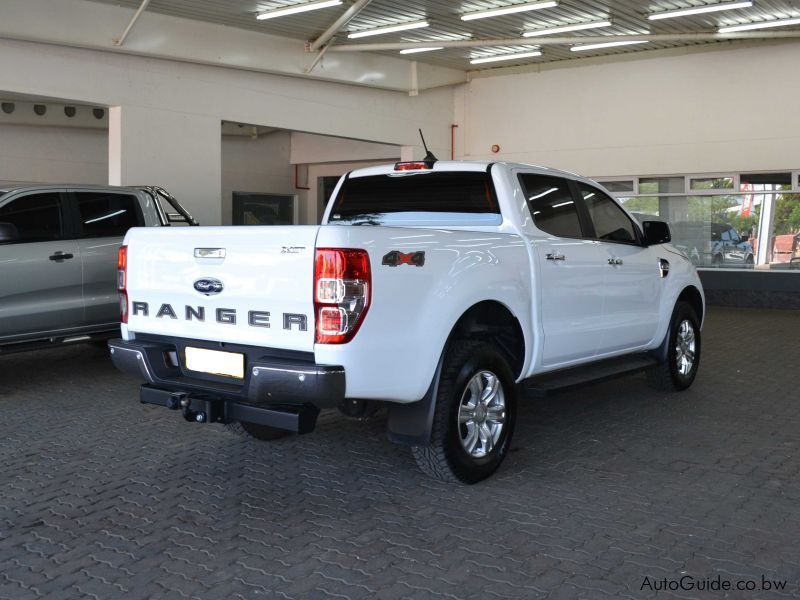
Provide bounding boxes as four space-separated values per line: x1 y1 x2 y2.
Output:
598 180 635 193
689 177 734 191
639 177 684 194
740 172 791 192
621 192 800 270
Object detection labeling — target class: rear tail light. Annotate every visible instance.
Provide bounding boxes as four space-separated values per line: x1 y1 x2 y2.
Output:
117 245 128 324
314 248 370 344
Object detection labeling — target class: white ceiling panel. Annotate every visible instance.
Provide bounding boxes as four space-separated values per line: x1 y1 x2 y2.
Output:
85 0 800 70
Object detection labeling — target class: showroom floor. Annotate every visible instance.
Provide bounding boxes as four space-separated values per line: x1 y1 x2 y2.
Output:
1 308 798 599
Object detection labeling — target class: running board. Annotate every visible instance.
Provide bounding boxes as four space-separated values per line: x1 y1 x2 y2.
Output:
523 354 658 397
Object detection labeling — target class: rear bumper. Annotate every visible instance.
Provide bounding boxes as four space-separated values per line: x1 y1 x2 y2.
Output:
108 337 345 431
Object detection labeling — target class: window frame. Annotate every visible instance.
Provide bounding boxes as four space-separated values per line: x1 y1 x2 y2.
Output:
65 190 145 240
517 172 591 240
0 189 73 245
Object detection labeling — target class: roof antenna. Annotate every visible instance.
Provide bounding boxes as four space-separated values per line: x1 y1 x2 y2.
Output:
419 128 438 167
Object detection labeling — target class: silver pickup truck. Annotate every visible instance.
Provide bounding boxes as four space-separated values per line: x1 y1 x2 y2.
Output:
0 184 196 354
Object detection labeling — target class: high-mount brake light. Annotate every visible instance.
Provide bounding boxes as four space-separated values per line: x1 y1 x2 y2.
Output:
314 248 371 344
117 245 128 324
394 161 433 171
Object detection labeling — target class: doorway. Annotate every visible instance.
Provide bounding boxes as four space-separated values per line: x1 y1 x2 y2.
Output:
232 192 297 225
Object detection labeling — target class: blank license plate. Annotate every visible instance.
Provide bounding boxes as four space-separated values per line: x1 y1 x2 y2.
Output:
185 347 244 379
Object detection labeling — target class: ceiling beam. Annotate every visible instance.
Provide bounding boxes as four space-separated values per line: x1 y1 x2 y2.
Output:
113 0 151 46
308 0 372 52
305 42 332 73
332 31 800 51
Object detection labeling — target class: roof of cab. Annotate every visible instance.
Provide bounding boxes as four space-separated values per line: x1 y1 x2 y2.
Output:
0 183 146 195
348 160 585 182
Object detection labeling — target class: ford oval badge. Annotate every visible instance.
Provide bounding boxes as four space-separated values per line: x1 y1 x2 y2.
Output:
194 278 224 296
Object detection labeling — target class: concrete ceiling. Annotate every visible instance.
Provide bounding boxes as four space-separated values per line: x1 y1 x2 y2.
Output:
85 0 800 70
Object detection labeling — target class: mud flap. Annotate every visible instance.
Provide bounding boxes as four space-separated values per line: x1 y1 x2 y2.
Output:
386 349 445 446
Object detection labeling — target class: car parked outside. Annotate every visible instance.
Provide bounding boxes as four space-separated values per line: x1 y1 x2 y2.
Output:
0 185 196 353
670 221 754 268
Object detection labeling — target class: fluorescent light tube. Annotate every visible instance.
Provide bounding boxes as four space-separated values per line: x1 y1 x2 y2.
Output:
256 0 341 20
400 47 444 54
719 17 800 32
461 1 558 21
648 0 753 21
570 40 648 51
470 50 543 64
523 20 612 37
348 20 429 39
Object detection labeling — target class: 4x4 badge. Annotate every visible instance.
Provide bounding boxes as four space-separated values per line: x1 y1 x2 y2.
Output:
382 251 425 267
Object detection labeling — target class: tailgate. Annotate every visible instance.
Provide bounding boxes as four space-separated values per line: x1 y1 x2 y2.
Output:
124 226 319 352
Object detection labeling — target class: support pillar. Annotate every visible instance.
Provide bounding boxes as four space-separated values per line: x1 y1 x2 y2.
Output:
109 105 222 225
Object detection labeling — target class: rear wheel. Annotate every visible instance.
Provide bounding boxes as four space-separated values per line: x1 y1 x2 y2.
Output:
412 341 517 484
646 302 701 392
225 421 292 441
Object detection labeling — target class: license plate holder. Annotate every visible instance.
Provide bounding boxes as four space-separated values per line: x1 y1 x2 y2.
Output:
185 346 244 379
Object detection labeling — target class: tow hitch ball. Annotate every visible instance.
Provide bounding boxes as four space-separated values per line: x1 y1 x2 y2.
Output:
181 398 206 423
165 392 206 423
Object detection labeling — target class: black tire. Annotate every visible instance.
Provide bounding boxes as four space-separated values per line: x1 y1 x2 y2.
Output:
412 340 517 484
225 421 292 441
646 302 701 392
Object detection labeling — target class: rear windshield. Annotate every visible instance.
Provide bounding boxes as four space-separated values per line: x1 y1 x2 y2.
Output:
328 171 500 226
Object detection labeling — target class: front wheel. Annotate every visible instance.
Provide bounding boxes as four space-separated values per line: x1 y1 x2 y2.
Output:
646 302 701 392
412 341 517 484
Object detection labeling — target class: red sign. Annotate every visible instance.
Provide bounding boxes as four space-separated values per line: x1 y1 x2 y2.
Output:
741 182 754 217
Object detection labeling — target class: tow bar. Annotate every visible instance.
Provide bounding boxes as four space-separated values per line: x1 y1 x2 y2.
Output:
140 384 320 433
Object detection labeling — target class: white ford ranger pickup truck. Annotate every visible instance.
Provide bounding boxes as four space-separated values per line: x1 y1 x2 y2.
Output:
109 160 704 483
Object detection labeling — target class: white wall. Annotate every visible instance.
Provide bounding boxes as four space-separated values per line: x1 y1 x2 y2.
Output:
108 105 222 226
457 41 800 178
0 0 465 93
0 38 455 224
0 120 401 226
290 132 400 165
0 123 106 186
221 131 293 225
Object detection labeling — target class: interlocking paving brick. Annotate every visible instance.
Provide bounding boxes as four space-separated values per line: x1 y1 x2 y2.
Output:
1 307 799 598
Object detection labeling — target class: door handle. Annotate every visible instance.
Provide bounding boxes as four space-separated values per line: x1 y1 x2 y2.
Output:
49 252 74 261
607 257 623 266
546 252 566 261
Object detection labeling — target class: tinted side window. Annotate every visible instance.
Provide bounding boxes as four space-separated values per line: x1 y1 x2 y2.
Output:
577 183 637 244
519 174 583 239
76 192 143 238
0 192 63 243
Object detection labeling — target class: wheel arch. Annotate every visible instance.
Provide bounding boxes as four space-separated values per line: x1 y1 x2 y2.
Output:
447 300 527 379
678 285 704 327
386 299 527 447
651 284 705 365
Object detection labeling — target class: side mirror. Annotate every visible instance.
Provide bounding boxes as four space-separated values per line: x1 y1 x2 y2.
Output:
642 220 671 246
0 222 19 243
740 234 749 242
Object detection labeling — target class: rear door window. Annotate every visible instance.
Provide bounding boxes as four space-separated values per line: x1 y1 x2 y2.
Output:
519 173 583 239
0 192 64 243
75 192 143 238
329 171 499 225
